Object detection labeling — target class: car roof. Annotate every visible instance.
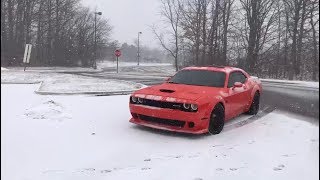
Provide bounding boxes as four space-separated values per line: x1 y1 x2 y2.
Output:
182 65 243 74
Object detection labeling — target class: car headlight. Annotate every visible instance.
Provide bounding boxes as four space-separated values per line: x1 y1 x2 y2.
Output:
131 96 138 103
191 104 198 111
182 103 198 112
138 97 144 103
183 103 191 109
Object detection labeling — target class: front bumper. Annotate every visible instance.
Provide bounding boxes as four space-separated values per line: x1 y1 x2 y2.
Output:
129 104 209 134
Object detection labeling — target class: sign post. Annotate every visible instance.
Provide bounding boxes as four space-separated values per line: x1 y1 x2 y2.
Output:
114 49 121 73
23 44 32 71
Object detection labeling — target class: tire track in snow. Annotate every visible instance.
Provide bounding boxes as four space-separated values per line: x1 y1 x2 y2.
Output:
223 106 275 132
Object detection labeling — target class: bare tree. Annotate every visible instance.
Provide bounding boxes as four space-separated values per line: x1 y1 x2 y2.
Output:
208 0 221 65
221 0 234 65
1 0 112 67
154 0 319 80
309 0 319 81
296 0 307 77
284 0 302 79
240 0 276 74
153 0 181 71
180 0 202 65
7 0 14 58
1 0 7 55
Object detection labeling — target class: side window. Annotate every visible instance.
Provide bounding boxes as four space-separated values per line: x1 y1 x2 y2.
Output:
237 72 247 83
228 73 237 88
227 72 247 88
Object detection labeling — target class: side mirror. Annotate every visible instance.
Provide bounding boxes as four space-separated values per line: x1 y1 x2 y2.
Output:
233 82 243 88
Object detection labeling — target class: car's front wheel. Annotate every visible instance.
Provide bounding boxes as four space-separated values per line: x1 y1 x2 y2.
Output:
208 103 225 135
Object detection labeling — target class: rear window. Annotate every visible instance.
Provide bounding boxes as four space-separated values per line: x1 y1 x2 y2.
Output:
168 70 226 87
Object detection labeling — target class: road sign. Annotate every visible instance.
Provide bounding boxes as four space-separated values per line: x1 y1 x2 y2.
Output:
23 44 32 63
114 49 121 73
115 49 121 57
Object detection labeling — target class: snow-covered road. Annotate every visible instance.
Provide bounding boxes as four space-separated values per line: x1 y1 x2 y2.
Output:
1 84 319 180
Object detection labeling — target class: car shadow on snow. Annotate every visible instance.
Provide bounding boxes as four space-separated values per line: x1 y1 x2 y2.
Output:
223 106 275 132
131 125 209 139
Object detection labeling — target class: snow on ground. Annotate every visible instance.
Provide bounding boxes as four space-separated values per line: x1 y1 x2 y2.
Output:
98 61 173 68
1 70 144 94
117 65 176 76
1 70 46 83
2 66 102 73
1 84 319 180
37 74 145 94
97 61 176 76
1 67 8 71
1 62 173 93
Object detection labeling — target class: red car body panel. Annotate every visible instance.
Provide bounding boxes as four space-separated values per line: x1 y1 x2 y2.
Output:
129 66 262 134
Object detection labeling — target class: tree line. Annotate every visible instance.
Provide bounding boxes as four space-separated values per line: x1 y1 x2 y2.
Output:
1 0 112 67
155 0 319 81
117 42 169 63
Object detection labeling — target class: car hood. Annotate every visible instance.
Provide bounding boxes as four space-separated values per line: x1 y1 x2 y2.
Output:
134 83 222 101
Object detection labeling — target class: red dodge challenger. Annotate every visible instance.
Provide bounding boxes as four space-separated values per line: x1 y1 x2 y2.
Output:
129 66 262 134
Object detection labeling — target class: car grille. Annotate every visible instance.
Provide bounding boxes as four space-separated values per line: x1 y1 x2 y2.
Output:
141 99 182 110
138 114 186 128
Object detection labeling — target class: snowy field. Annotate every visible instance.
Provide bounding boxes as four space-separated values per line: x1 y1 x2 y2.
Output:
96 61 176 76
1 84 319 180
0 62 173 94
1 66 103 72
97 61 173 68
1 68 144 94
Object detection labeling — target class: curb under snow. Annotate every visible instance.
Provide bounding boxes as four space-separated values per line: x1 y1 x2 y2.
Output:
34 81 137 96
34 90 135 96
1 81 137 96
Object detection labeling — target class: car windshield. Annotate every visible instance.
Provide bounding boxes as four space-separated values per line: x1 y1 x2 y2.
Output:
168 70 226 87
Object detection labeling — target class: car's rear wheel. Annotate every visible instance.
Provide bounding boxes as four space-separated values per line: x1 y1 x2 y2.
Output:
247 92 260 115
208 103 225 135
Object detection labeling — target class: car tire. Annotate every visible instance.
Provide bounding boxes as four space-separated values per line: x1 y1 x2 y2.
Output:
247 92 260 115
208 103 225 135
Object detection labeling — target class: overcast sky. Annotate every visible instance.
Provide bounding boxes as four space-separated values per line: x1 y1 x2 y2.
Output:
81 0 162 48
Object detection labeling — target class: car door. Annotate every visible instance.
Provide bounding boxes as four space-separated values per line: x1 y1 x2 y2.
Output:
225 71 249 119
235 71 251 111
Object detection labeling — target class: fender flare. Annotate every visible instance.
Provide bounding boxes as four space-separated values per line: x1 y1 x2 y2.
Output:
250 85 261 103
199 96 226 118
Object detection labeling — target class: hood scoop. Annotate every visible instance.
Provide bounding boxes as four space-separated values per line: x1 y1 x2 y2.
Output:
159 89 175 93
